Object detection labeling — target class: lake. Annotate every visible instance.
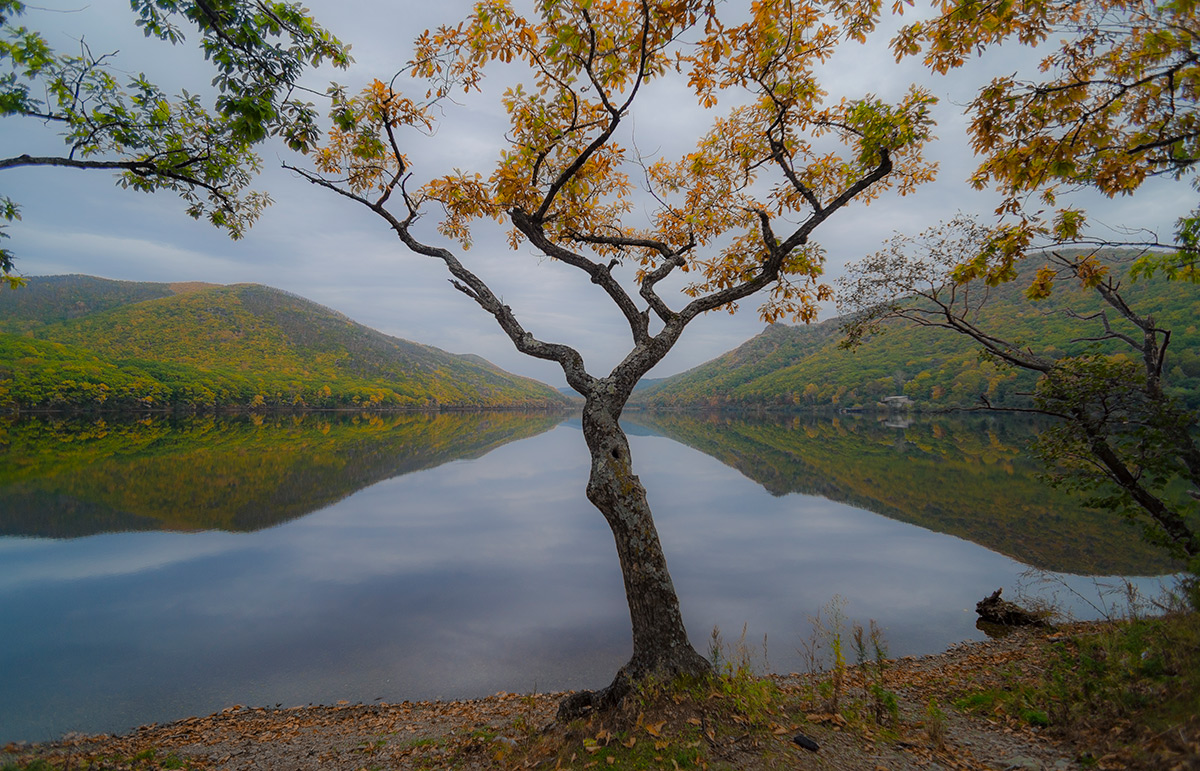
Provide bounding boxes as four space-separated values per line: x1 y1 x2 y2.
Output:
0 410 1176 744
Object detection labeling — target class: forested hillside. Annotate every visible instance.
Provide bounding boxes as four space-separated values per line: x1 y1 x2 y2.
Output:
635 259 1200 411
0 276 568 411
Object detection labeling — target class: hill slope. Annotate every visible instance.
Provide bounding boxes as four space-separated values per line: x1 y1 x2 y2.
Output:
0 275 568 411
635 258 1200 410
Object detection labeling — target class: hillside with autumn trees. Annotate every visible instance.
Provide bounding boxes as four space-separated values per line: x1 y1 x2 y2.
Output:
0 276 569 411
634 256 1200 412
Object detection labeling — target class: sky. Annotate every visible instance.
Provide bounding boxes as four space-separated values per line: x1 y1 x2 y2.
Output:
2 1 1190 388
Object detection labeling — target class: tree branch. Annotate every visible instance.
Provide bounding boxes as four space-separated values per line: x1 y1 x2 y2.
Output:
509 209 650 343
1 154 235 202
286 165 595 393
679 149 893 323
1082 419 1200 557
768 135 822 213
532 0 652 221
1064 308 1143 350
567 229 693 324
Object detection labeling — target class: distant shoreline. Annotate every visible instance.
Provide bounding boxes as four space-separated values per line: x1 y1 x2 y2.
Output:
2 403 576 417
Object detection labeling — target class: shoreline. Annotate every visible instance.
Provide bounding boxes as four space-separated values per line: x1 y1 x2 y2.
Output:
7 613 1196 770
3 626 1084 770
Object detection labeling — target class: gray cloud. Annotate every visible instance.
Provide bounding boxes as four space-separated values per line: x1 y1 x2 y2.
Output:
4 1 1190 387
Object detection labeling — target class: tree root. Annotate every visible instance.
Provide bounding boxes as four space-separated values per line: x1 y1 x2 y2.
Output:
556 669 633 722
556 650 714 722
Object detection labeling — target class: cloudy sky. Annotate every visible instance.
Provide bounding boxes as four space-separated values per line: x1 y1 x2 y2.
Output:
3 1 1189 388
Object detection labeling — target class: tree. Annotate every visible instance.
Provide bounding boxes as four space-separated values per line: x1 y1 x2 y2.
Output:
839 0 1200 569
3 0 936 714
0 0 350 286
287 0 936 713
841 218 1200 560
891 0 1198 272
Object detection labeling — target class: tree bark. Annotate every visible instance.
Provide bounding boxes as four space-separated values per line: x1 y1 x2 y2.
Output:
1084 426 1200 558
558 392 712 719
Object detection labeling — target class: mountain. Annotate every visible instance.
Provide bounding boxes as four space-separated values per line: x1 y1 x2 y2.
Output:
634 257 1200 411
0 275 569 411
0 275 183 333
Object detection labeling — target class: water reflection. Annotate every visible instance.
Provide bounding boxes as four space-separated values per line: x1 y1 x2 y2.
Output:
625 411 1173 576
0 411 1176 744
0 411 563 537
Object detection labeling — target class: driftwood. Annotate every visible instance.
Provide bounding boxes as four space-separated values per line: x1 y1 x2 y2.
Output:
792 733 820 752
975 588 1048 627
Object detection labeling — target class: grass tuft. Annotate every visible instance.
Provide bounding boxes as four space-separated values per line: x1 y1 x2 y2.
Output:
954 609 1200 764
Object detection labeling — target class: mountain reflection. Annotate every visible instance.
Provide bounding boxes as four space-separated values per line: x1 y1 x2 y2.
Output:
0 411 564 538
625 411 1175 576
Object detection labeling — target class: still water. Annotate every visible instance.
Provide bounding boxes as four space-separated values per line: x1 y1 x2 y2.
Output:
0 411 1176 743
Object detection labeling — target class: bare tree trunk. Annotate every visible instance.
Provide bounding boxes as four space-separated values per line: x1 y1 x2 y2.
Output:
558 396 712 718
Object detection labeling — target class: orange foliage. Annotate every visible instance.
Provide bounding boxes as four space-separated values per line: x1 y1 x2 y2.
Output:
309 0 937 326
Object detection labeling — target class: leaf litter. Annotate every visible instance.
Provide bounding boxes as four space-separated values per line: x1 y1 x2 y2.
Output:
2 625 1194 770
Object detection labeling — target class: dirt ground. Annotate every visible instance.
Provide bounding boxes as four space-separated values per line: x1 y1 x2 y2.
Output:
2 627 1189 770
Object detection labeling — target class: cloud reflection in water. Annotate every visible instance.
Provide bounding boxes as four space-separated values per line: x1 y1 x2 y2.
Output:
0 415 1173 744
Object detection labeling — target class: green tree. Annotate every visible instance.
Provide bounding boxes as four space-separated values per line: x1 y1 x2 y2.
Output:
892 0 1199 272
841 218 1200 561
0 0 350 284
843 0 1200 564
